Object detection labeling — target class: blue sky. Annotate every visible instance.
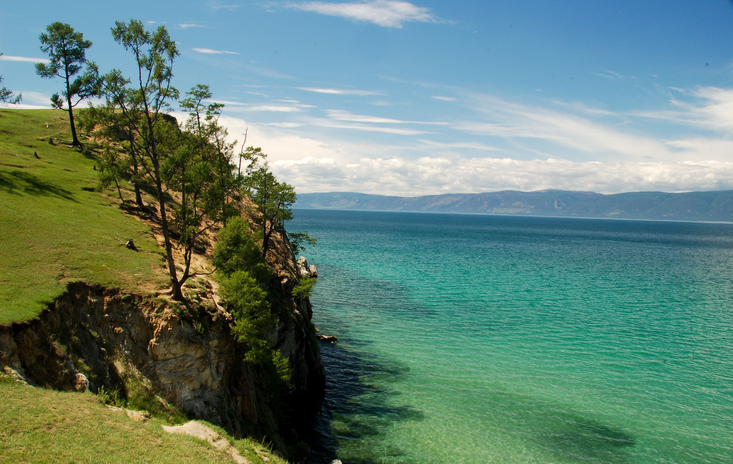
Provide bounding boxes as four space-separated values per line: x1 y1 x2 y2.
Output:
3 1 733 196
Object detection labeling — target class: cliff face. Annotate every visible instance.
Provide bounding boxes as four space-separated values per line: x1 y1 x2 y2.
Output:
0 248 324 459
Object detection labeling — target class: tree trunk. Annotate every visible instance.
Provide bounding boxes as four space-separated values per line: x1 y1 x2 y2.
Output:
129 138 144 207
156 174 183 300
66 84 81 148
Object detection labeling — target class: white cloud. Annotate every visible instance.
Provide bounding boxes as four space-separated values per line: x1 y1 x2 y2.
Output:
192 48 239 55
179 23 206 29
209 87 733 195
636 86 733 134
272 155 733 196
456 94 672 162
594 70 623 80
432 96 456 102
6 91 54 109
0 55 49 64
208 3 240 11
287 0 440 28
326 109 446 125
261 122 304 128
246 105 303 112
299 87 381 96
319 121 431 135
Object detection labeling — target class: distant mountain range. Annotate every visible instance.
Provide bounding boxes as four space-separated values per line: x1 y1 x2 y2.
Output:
294 190 733 222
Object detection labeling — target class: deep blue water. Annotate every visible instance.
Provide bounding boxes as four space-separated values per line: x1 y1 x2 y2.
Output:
289 210 733 464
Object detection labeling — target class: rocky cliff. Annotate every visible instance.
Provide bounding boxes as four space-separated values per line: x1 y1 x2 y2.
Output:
0 234 324 461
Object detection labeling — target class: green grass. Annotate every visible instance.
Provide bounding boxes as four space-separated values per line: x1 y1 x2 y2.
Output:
0 376 287 463
0 109 167 323
0 110 295 462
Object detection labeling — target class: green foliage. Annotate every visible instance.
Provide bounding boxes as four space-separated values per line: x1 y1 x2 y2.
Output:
97 145 127 201
292 276 317 299
212 216 270 282
287 231 317 257
91 23 244 300
102 19 186 298
214 218 293 382
161 84 242 282
271 349 292 384
36 22 101 146
244 152 297 257
219 270 277 365
97 386 124 407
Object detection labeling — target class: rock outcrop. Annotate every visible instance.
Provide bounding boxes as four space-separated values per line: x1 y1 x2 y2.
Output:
0 264 324 460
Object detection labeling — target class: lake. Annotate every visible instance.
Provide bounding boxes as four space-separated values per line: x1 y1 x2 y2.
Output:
288 210 733 464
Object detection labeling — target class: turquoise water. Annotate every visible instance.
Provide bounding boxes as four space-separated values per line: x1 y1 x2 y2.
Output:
289 210 733 464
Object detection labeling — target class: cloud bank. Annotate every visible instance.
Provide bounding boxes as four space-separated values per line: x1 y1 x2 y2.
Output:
210 85 733 196
271 156 733 196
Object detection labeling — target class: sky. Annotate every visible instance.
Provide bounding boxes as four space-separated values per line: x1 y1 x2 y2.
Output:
3 1 733 196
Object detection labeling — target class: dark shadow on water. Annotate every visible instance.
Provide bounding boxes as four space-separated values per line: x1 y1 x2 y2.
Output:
0 169 76 202
314 262 440 320
306 337 425 464
539 414 635 463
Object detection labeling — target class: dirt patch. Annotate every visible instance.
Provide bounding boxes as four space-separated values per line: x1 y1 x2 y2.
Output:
163 421 250 464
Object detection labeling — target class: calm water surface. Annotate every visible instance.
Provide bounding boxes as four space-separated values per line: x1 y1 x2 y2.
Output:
288 210 733 464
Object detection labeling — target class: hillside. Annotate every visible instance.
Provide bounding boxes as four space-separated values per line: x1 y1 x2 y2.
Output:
295 190 733 222
0 109 167 323
0 109 323 463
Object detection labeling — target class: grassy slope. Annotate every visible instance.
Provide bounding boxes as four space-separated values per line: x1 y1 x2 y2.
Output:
0 109 288 463
0 109 166 323
0 376 286 464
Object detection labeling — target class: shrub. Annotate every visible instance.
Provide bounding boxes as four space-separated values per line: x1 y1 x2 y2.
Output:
292 276 317 299
219 270 277 365
213 217 270 283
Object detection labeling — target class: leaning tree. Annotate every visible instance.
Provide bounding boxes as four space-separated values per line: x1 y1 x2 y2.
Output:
103 19 184 299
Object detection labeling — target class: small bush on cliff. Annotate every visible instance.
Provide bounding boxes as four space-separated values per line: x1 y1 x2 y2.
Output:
212 216 270 283
219 271 274 362
292 276 316 299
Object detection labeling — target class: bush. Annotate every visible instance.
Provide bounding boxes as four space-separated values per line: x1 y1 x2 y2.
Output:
219 270 276 364
213 217 270 283
292 276 317 299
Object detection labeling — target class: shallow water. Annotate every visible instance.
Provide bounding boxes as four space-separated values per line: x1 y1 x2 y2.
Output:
289 210 733 464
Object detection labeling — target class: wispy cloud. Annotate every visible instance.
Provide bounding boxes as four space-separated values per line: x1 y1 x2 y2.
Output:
432 96 456 102
192 47 239 55
179 23 206 29
454 94 670 162
208 2 240 11
246 105 304 112
0 55 49 64
299 87 381 96
417 140 498 151
286 0 441 28
594 70 623 80
323 123 430 135
635 86 733 133
326 109 446 125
